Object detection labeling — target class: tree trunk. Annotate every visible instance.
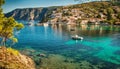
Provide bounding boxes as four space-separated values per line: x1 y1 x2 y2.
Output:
1 37 6 46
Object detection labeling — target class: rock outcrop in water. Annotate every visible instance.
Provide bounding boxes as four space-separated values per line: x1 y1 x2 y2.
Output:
0 46 35 69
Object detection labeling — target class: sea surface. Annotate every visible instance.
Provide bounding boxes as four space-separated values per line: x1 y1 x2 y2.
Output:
13 20 120 69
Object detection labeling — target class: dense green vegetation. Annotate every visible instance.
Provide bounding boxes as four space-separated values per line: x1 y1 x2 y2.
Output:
0 0 24 46
52 1 120 25
80 1 120 25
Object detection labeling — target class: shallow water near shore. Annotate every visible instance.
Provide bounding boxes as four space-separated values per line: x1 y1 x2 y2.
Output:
13 21 120 69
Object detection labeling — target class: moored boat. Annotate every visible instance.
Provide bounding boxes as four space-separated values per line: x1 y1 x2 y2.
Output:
72 35 83 40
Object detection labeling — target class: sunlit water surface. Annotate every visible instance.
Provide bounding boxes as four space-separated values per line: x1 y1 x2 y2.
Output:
13 21 120 69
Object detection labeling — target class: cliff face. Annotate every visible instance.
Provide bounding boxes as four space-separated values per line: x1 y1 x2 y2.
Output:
5 6 58 22
5 8 48 21
0 46 35 69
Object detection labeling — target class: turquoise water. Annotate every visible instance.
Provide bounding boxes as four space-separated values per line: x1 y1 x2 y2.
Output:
14 21 120 68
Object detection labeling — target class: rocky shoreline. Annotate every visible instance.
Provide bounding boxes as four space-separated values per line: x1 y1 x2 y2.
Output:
0 46 35 69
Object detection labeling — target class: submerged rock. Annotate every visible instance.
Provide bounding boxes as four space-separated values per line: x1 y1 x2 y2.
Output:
0 46 35 69
39 54 100 69
36 53 46 57
114 50 120 55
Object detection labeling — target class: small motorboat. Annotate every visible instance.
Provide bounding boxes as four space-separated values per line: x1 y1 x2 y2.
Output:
43 23 49 27
26 22 34 26
72 35 83 40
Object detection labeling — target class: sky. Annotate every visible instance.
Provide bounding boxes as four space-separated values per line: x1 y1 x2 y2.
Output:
2 0 78 13
2 0 100 13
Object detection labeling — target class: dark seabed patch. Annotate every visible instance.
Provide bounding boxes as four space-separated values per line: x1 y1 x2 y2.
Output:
114 50 120 55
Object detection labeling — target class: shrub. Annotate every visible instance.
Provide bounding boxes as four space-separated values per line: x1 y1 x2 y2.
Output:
117 12 120 19
7 47 19 56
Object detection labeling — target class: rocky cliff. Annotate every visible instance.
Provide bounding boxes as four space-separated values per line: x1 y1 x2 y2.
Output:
0 46 35 69
5 8 48 21
5 6 59 22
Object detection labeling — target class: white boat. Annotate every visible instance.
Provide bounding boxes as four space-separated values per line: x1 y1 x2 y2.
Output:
72 35 83 40
27 22 34 26
43 23 48 27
